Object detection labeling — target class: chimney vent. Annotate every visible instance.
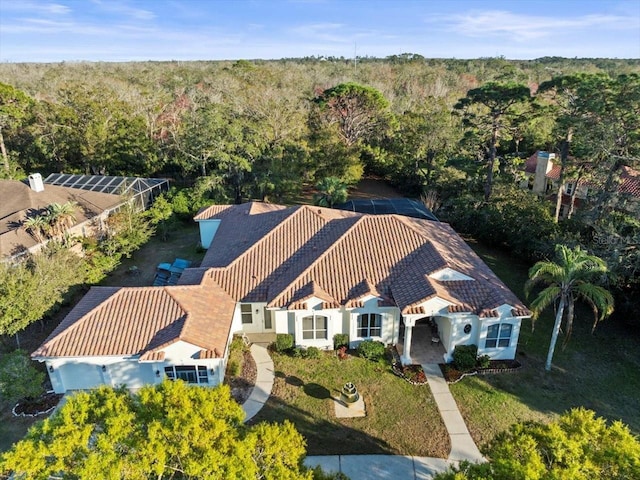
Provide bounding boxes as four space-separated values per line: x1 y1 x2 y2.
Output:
28 173 44 192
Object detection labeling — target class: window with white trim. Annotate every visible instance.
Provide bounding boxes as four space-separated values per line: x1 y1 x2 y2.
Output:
565 182 575 195
302 314 328 340
164 365 209 384
485 324 512 348
358 313 382 337
240 304 253 324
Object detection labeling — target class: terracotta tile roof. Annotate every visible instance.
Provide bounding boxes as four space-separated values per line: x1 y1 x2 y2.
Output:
546 165 562 180
448 305 471 313
619 165 640 198
193 203 529 318
511 308 531 317
139 351 165 362
32 283 236 359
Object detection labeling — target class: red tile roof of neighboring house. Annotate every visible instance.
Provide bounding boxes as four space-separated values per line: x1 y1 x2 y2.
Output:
619 165 640 197
196 203 529 318
32 283 236 359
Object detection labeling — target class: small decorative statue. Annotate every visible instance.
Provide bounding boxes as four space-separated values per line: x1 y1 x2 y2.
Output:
341 382 359 406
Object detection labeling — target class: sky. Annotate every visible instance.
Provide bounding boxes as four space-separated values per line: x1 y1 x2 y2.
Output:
0 0 639 63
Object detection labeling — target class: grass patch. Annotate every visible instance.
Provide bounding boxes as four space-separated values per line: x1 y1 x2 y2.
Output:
249 350 450 458
100 222 204 287
452 238 640 449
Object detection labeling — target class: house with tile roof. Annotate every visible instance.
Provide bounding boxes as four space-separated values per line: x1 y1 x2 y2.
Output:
520 151 640 218
34 202 531 394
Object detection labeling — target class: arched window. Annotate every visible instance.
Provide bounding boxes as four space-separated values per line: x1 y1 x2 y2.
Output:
358 313 382 338
302 314 328 340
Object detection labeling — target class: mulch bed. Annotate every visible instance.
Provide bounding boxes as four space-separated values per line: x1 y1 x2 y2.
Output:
13 392 63 417
226 349 257 405
440 360 522 383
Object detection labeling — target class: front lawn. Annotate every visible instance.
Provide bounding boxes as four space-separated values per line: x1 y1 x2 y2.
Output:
452 239 640 448
249 350 450 458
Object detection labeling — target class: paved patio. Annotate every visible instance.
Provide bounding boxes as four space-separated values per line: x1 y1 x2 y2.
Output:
397 323 446 365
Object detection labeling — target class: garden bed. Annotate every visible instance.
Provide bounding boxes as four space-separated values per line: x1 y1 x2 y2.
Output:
12 392 63 417
440 360 521 384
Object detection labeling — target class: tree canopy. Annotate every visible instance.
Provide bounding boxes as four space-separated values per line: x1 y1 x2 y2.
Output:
435 408 640 480
0 380 314 480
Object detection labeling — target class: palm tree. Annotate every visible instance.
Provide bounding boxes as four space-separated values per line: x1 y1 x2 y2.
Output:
46 202 77 238
525 244 614 371
23 215 48 242
313 177 348 208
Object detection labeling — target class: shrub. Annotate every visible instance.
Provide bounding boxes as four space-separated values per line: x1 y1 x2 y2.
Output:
291 347 304 358
274 334 294 353
333 333 349 350
453 344 478 371
227 360 240 377
304 346 321 359
477 354 491 369
357 340 385 360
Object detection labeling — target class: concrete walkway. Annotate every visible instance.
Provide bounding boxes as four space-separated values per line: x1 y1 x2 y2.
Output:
243 344 483 478
242 343 275 422
422 364 484 463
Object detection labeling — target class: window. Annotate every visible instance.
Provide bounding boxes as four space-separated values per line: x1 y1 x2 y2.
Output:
485 324 513 348
302 314 328 340
565 182 575 195
358 313 382 337
240 304 253 324
164 365 209 384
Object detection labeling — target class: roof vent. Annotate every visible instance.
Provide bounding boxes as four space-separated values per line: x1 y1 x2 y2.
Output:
28 173 44 192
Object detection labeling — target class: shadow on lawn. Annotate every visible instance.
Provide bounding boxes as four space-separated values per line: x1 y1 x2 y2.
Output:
247 394 396 455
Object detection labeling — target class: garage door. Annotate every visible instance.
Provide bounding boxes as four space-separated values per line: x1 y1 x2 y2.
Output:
59 363 103 391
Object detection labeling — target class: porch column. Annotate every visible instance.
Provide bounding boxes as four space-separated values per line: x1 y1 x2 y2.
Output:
401 317 415 365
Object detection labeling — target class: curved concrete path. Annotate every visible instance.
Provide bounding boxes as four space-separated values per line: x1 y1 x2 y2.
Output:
243 344 484 478
242 343 275 422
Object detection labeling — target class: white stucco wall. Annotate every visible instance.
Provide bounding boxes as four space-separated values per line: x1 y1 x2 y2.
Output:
197 219 221 249
271 296 399 349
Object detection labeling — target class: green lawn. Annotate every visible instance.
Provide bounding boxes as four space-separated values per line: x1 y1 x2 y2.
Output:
249 351 450 458
453 239 640 449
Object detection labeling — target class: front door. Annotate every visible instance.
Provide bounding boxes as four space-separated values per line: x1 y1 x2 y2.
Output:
263 307 274 332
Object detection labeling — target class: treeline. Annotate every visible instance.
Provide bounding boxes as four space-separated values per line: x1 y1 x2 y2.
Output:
0 57 639 323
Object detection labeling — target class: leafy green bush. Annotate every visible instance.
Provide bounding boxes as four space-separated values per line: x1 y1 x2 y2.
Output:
227 360 240 377
304 347 321 359
274 334 294 353
453 344 478 371
357 340 385 360
291 347 304 358
477 354 491 369
333 333 349 350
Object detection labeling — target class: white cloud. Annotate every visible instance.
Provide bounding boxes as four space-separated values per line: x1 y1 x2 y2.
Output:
90 0 156 21
432 10 634 41
0 1 71 15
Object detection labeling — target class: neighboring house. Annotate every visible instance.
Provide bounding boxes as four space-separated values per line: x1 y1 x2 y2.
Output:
520 151 640 218
34 202 530 394
0 173 169 261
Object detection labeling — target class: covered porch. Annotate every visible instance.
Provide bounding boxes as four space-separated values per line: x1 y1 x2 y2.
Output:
398 317 447 365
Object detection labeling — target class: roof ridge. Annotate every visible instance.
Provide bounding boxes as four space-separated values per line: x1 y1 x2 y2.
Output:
223 205 303 271
164 285 202 343
268 214 366 306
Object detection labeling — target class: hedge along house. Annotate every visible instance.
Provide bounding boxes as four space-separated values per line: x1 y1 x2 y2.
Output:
34 202 530 393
